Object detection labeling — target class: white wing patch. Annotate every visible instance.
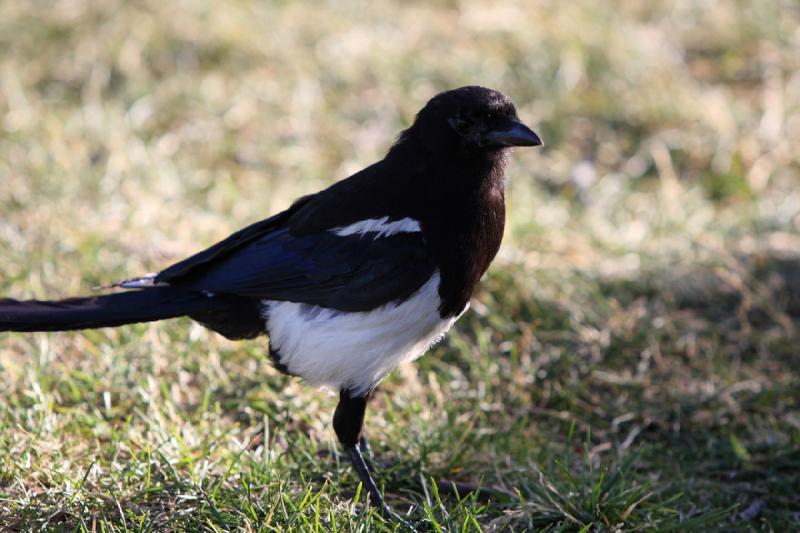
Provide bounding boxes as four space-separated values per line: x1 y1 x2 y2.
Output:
331 216 421 239
263 272 460 395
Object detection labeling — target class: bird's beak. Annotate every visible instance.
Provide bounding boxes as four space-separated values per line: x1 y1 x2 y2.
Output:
481 119 543 147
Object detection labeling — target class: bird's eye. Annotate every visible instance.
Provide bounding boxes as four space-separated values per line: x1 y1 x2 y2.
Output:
448 116 472 136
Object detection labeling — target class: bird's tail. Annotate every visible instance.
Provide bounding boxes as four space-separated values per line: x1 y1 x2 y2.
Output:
0 288 222 332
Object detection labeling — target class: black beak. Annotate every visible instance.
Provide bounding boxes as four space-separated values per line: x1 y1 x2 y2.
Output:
481 119 543 148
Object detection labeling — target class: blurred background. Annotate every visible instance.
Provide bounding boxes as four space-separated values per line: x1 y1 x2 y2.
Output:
1 0 798 530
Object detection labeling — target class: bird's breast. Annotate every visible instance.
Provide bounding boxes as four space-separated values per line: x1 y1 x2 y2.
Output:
427 182 505 316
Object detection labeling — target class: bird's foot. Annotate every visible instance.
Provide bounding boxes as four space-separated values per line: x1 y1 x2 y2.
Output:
346 445 416 530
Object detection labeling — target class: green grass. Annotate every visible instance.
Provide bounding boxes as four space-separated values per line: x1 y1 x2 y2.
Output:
1 0 799 531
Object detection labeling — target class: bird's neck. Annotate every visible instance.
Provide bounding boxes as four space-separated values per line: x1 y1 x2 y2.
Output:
392 146 507 318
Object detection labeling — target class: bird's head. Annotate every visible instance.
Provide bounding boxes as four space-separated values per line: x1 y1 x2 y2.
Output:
402 86 542 158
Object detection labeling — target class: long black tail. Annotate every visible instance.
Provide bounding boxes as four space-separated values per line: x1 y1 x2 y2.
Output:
0 288 225 332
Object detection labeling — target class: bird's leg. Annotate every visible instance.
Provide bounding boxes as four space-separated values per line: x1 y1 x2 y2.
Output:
356 435 375 472
314 425 373 470
358 435 371 454
333 390 416 530
332 390 387 510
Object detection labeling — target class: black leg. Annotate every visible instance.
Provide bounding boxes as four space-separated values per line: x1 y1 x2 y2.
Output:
347 446 389 511
358 435 380 472
332 390 385 507
358 435 370 454
332 389 369 450
332 389 416 530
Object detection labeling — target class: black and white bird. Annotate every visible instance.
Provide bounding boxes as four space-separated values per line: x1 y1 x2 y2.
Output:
0 86 541 515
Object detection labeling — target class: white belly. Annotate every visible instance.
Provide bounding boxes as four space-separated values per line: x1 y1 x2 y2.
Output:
262 272 460 395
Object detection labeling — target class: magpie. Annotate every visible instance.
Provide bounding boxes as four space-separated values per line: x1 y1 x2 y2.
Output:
0 86 541 516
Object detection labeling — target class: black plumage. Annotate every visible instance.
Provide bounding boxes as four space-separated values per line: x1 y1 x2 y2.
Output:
0 86 541 519
169 227 436 312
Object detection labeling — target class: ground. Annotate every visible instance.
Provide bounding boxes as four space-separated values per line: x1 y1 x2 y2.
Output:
1 1 799 531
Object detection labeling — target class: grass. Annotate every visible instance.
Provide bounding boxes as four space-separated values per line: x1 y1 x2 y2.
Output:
1 0 799 530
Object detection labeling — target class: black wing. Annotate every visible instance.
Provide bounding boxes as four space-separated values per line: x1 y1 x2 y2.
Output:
155 197 311 283
157 225 436 313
